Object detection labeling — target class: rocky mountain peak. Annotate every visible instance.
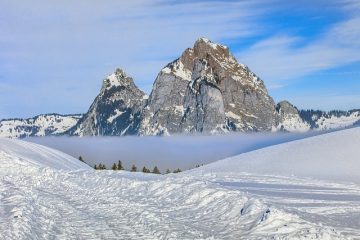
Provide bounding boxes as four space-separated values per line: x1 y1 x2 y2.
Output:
276 101 299 115
139 38 278 135
193 38 230 60
102 68 135 91
275 100 310 132
68 68 145 136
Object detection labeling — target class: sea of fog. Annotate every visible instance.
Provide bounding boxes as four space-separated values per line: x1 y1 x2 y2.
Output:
26 132 322 172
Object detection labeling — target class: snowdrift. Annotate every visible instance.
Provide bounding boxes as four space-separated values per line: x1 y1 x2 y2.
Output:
200 127 360 183
0 138 90 170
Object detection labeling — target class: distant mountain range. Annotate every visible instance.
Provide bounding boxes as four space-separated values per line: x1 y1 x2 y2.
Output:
1 38 359 138
0 114 82 138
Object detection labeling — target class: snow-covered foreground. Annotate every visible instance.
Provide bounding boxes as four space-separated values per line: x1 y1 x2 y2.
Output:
1 128 360 239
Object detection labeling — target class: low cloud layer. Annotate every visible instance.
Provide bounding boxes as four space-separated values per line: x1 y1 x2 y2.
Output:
26 132 319 172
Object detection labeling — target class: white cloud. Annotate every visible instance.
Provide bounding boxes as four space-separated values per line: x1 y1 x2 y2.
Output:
236 2 360 86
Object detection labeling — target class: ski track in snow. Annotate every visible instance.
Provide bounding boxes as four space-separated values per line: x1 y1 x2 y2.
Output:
1 131 360 239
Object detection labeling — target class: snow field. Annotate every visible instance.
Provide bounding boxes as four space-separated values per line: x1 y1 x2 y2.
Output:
1 127 360 239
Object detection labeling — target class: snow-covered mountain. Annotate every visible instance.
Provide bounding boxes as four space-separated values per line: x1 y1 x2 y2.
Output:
68 38 360 136
0 114 82 138
2 38 359 137
273 101 360 133
274 101 311 132
1 128 360 239
66 38 279 136
139 38 277 135
67 68 146 136
299 109 360 131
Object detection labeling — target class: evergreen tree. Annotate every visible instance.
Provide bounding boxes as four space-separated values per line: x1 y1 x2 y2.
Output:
173 168 182 173
78 156 84 162
98 163 106 170
112 163 117 170
166 169 171 174
152 166 161 174
94 164 97 170
117 160 124 170
131 164 137 172
142 166 148 173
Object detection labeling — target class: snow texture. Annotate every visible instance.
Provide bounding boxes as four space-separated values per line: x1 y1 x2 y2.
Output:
0 138 90 170
1 128 360 239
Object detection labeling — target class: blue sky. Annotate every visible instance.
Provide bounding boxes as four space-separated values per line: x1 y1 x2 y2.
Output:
1 0 360 118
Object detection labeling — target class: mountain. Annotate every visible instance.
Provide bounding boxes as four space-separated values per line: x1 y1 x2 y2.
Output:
67 68 147 136
0 114 82 138
139 38 277 135
274 101 310 132
1 38 360 138
299 109 360 130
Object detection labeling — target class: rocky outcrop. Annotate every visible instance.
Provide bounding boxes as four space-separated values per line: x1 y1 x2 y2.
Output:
274 101 310 132
67 68 146 136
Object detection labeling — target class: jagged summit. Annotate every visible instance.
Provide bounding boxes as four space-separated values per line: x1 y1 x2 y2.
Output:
193 38 229 58
195 37 228 49
68 68 146 136
277 101 299 114
102 68 136 90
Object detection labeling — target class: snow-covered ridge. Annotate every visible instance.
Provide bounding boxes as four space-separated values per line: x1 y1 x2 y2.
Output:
196 37 228 50
0 138 89 170
0 114 82 138
200 126 360 183
102 68 134 90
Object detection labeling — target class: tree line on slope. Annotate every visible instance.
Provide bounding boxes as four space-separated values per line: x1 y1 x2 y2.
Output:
78 156 183 174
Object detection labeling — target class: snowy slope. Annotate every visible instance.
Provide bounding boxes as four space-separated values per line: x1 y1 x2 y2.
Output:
0 114 82 138
0 138 90 170
199 126 360 183
1 130 360 239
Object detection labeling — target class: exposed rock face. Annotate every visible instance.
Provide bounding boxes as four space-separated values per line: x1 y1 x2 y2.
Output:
0 114 82 138
139 38 277 135
68 68 146 136
274 101 310 132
